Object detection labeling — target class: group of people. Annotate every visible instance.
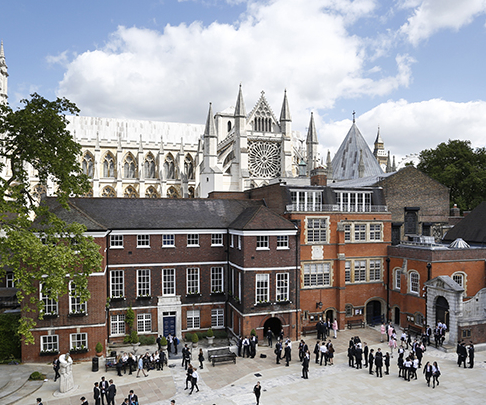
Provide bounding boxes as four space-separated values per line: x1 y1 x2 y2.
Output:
237 334 259 358
93 376 119 405
456 340 475 368
316 319 339 340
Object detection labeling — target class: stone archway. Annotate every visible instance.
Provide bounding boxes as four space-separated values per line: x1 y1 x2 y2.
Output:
365 298 385 326
263 317 282 339
435 296 450 328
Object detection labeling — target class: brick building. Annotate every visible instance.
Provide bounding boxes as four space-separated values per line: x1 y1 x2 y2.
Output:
19 197 298 362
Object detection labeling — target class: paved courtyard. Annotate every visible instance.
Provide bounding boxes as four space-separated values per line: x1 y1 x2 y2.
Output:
2 326 485 405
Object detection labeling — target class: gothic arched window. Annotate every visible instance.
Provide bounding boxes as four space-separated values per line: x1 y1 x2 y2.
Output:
82 152 94 178
184 154 194 180
167 186 179 199
145 186 159 198
164 154 175 180
144 154 156 179
103 153 115 178
124 185 138 198
188 187 195 198
124 154 137 178
33 184 47 202
101 186 116 198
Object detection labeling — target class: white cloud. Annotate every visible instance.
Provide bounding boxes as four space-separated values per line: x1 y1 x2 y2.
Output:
399 0 486 45
317 98 486 165
55 0 409 129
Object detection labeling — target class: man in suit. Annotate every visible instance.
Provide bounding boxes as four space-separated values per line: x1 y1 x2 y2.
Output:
368 349 374 375
468 342 475 368
284 342 291 366
107 379 116 405
363 343 369 368
36 399 43 405
128 389 138 405
93 382 101 405
99 376 109 405
275 340 282 364
80 397 89 405
266 329 273 347
374 348 383 377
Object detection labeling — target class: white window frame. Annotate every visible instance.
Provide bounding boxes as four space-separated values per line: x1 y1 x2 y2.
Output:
211 308 224 328
211 233 224 247
137 269 151 297
276 273 289 301
187 309 200 329
344 224 351 242
187 234 199 247
369 260 381 281
162 268 175 296
354 224 366 241
345 261 351 283
307 218 327 244
354 260 366 282
369 224 382 241
394 268 401 290
40 284 58 315
110 234 123 248
69 281 87 314
186 268 200 295
41 335 59 353
137 313 152 333
452 272 465 289
162 234 175 247
303 262 331 287
256 235 269 250
277 235 289 249
211 267 224 293
256 274 270 303
111 314 126 336
110 270 124 298
137 234 150 248
238 235 242 250
6 272 14 288
410 271 420 294
70 332 88 350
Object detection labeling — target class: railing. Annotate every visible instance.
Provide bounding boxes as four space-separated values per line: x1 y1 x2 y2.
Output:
286 204 388 213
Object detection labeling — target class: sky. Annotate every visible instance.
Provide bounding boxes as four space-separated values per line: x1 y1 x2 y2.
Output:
1 0 486 165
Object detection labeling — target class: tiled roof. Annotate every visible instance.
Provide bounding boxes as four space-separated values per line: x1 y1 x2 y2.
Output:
331 122 383 180
443 201 486 244
229 205 297 230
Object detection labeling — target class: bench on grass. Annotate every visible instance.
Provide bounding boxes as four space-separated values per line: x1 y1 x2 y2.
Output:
347 319 365 329
207 347 237 367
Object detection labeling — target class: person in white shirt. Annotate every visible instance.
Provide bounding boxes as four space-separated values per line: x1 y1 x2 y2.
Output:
189 369 199 394
319 342 328 366
432 361 441 388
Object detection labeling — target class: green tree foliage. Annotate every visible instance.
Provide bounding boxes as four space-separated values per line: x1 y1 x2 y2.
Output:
417 139 486 212
0 94 103 343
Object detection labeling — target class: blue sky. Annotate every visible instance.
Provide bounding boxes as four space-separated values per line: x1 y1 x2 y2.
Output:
2 0 486 164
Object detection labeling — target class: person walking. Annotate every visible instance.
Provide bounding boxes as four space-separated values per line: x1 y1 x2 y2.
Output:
253 381 261 405
275 340 282 364
198 348 205 369
184 364 193 390
99 376 109 405
380 323 386 343
266 329 273 347
314 341 320 364
53 358 60 382
368 349 374 375
468 342 475 368
128 389 138 405
189 368 199 394
301 351 309 379
432 361 441 388
320 341 328 366
284 342 291 367
423 361 433 387
136 355 148 377
363 343 369 368
384 352 390 375
375 348 383 377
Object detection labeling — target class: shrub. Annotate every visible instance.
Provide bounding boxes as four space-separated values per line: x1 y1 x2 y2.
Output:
139 335 156 346
29 371 45 380
95 342 103 353
196 332 204 340
0 314 21 362
191 333 199 343
206 328 214 337
250 329 256 336
160 336 168 346
130 330 139 344
214 330 228 339
185 333 193 342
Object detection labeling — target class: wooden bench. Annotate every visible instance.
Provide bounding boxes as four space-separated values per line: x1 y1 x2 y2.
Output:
302 324 317 336
407 325 423 338
207 347 237 367
347 319 365 329
104 356 117 372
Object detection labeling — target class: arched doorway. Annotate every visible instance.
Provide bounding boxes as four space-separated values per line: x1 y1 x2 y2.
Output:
366 300 383 325
394 307 400 326
325 309 334 323
263 317 282 339
435 296 449 328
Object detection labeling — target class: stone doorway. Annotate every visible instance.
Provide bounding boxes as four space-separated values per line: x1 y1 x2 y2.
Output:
263 317 282 339
435 296 450 328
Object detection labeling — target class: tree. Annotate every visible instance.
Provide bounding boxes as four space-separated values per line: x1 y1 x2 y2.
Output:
0 93 103 343
417 139 486 212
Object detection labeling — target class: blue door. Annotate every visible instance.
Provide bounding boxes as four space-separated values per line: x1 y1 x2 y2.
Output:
163 315 176 336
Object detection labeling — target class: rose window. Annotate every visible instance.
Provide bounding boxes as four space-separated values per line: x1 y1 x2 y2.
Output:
248 141 281 178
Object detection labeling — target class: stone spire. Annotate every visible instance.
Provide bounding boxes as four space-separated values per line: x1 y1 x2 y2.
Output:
0 40 8 104
392 155 397 172
203 102 218 168
386 151 391 173
279 89 291 122
204 102 217 138
306 112 318 172
234 84 246 118
326 150 333 180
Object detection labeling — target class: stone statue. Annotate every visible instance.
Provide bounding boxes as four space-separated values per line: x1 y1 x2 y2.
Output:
58 353 74 393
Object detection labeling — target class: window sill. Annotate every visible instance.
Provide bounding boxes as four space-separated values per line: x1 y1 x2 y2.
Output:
276 247 290 250
68 312 88 317
110 297 126 302
109 246 124 249
211 244 224 247
187 245 200 248
137 246 151 249
256 247 270 251
40 313 59 320
70 348 89 354
40 350 59 356
162 245 175 248
275 300 291 305
254 302 271 307
186 293 201 298
136 296 152 300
